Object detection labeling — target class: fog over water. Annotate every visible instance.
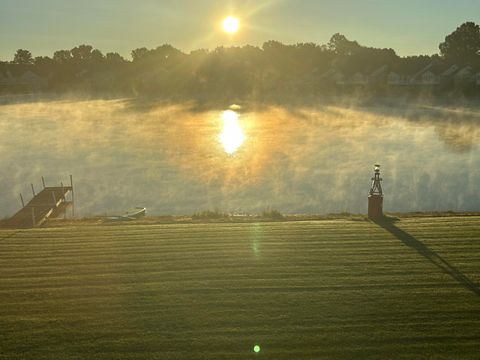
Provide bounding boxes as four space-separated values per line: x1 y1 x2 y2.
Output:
0 98 479 217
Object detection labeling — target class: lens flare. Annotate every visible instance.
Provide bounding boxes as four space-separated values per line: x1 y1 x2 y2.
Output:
219 110 245 154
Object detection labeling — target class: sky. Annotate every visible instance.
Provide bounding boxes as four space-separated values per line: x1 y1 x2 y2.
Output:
0 0 479 61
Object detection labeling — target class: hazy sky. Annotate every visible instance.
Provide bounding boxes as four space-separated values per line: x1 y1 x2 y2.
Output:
1 0 479 60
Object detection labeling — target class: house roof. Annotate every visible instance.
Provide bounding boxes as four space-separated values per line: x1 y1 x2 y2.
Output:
389 57 432 76
20 70 42 80
0 66 46 85
319 68 337 79
369 65 388 77
389 59 466 79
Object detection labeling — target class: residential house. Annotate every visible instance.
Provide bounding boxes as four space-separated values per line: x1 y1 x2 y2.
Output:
349 72 368 85
388 63 460 86
0 70 15 86
319 68 336 80
368 65 388 84
387 72 409 86
409 63 438 85
0 69 47 89
419 69 440 85
441 64 460 78
386 62 431 86
451 66 480 89
333 71 345 85
454 66 473 83
16 70 48 87
319 68 346 85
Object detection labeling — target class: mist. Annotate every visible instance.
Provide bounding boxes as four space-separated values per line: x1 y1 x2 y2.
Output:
0 98 479 218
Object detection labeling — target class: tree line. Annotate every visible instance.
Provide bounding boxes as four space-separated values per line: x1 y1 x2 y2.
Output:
1 21 480 99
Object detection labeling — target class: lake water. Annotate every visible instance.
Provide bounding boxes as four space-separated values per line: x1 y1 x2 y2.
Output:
0 98 479 217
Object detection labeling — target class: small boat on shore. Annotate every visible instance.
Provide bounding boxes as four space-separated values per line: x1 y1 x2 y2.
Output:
124 207 146 219
105 207 146 221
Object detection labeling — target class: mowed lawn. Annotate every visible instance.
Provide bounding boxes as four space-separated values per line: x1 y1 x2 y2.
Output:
1 217 479 359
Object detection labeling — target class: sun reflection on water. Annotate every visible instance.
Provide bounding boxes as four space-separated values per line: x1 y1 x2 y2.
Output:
219 110 246 154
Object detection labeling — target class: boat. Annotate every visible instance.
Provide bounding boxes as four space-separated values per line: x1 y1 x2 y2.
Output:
124 207 146 219
105 207 146 222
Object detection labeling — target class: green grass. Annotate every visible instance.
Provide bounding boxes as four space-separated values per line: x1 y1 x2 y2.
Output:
0 216 479 359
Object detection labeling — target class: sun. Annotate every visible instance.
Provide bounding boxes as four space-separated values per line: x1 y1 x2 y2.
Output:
222 16 239 34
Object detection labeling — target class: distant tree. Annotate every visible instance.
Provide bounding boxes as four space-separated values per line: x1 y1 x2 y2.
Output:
131 47 149 62
152 44 177 55
13 49 33 64
294 42 332 73
71 45 94 62
32 56 55 77
190 48 209 57
105 52 126 65
4 25 478 98
339 46 398 74
147 44 185 66
53 50 72 64
262 41 294 74
90 49 104 63
34 56 53 66
327 33 360 56
439 22 480 64
262 40 286 52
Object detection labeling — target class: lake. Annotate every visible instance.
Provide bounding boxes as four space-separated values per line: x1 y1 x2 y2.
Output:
0 98 479 217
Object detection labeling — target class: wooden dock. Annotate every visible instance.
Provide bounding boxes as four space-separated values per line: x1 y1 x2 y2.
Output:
4 176 74 229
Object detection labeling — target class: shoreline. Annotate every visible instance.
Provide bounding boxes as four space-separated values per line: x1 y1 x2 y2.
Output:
20 211 480 229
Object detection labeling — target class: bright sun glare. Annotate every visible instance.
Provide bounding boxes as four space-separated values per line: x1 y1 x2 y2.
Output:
222 16 239 34
219 110 245 154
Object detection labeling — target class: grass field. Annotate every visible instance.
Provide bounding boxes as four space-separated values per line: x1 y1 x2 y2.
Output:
1 216 479 359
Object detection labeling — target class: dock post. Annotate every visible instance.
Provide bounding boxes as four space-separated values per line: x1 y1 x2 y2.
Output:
31 207 35 227
19 193 25 208
70 175 75 217
41 176 46 189
31 183 36 197
61 182 65 200
52 191 57 206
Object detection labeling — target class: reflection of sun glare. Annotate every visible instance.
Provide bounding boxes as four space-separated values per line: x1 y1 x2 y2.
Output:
219 110 245 154
222 16 239 34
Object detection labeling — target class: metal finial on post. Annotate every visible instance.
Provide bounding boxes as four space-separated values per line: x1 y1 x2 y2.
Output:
19 193 25 208
31 183 36 197
369 164 383 196
41 176 46 189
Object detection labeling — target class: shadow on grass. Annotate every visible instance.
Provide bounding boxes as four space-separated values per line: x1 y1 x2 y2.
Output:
374 217 480 297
